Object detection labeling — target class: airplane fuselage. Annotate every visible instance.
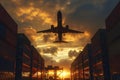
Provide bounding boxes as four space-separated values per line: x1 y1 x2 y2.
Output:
57 11 63 42
57 11 62 28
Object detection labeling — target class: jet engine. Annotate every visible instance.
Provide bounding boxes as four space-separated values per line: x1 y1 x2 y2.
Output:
66 25 69 29
51 25 54 30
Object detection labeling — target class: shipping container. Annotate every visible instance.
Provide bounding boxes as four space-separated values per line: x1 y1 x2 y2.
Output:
106 2 120 79
0 4 17 80
0 4 17 34
105 2 120 30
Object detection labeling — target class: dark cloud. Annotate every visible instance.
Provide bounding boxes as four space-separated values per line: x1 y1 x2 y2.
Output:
102 0 120 17
42 47 58 55
42 55 56 66
65 0 120 35
0 0 120 72
68 50 79 58
43 58 73 70
57 59 72 70
42 55 72 70
43 34 51 42
1 0 119 36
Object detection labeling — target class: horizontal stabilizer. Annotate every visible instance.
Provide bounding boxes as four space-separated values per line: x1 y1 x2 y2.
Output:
53 40 68 43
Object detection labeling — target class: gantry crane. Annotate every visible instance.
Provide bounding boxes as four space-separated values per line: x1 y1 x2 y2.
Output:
45 65 63 80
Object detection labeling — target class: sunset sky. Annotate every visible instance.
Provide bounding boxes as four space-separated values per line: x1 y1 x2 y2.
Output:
0 0 119 78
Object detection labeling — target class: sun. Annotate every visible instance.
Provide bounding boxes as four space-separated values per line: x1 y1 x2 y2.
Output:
58 70 70 78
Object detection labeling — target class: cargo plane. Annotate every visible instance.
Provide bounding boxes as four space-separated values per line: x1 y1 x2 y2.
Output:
37 11 84 43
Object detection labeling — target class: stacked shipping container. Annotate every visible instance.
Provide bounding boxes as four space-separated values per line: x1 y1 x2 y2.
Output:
15 34 32 80
0 4 17 80
106 2 120 80
71 44 93 80
0 4 45 80
91 29 110 80
71 2 120 80
15 34 45 80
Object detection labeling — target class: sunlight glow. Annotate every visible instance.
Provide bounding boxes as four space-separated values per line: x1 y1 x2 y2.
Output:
84 31 91 37
16 6 54 24
48 70 54 76
59 70 70 78
22 72 30 77
32 71 41 78
45 70 70 79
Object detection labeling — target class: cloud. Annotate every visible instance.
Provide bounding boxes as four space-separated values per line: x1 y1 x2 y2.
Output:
19 27 37 40
68 50 80 58
42 55 72 70
1 0 118 39
42 47 58 55
0 0 119 73
64 0 119 35
42 33 56 42
56 59 73 70
42 55 57 66
42 34 51 42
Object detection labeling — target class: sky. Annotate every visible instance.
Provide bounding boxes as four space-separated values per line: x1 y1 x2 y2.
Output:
0 0 119 78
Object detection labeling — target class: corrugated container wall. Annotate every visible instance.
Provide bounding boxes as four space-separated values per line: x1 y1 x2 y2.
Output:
0 4 17 80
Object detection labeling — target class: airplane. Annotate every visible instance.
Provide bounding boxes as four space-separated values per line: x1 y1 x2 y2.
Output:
37 11 84 43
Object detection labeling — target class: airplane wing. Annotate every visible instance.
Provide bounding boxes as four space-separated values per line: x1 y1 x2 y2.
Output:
37 29 52 33
64 28 84 33
54 40 68 43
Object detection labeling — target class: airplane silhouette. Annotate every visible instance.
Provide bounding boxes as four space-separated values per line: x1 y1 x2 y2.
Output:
37 11 84 43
